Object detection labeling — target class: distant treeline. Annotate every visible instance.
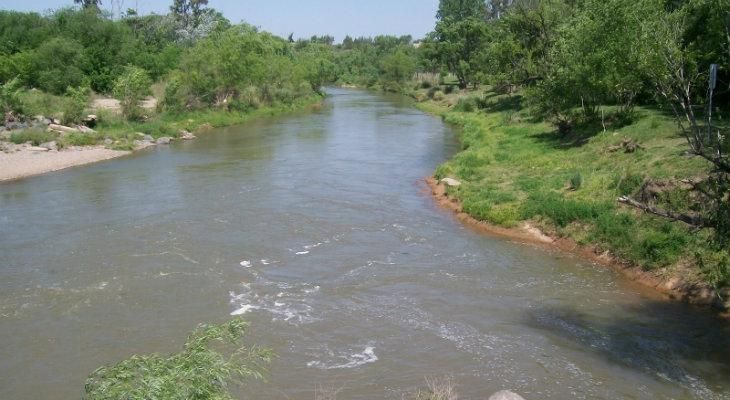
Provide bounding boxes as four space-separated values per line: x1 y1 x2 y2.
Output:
0 0 339 118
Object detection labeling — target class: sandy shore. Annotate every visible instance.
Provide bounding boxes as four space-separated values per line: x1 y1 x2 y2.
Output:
0 145 131 182
426 177 730 315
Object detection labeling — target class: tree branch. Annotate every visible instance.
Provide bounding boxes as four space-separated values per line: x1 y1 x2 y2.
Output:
617 196 706 228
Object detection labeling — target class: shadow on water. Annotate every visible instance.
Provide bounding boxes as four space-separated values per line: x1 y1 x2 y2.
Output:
524 301 730 395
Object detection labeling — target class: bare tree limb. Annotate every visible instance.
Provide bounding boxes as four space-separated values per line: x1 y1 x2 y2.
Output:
617 196 706 228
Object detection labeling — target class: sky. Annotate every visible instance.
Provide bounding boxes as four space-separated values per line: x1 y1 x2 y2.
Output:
1 0 440 42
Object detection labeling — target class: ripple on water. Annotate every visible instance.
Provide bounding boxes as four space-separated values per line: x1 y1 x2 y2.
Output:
306 345 378 370
228 280 320 325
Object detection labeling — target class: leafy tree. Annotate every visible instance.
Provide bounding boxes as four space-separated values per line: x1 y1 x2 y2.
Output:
170 0 209 30
112 65 151 120
527 0 656 127
74 0 102 9
84 319 271 400
31 37 90 94
436 0 487 20
379 48 417 90
424 17 490 88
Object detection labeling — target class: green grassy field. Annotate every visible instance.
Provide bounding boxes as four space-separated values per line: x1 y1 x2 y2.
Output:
415 88 728 288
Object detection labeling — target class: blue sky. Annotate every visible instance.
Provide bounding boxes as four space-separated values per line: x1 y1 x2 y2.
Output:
1 0 439 41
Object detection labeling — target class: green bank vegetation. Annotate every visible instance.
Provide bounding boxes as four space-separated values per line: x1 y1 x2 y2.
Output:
331 0 729 290
0 0 332 148
285 0 730 289
83 318 272 400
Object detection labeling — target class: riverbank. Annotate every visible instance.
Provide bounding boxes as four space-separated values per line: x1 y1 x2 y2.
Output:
0 95 324 182
414 88 730 314
427 177 730 314
0 144 130 182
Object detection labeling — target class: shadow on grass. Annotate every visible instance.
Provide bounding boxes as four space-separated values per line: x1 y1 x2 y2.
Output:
523 301 730 395
479 94 523 114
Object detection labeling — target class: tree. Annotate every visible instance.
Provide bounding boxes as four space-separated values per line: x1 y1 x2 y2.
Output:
379 48 417 91
32 37 90 95
74 0 102 8
170 0 209 30
424 17 490 88
436 0 487 20
628 3 730 238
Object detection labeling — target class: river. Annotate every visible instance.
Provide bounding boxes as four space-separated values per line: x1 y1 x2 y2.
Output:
0 88 729 399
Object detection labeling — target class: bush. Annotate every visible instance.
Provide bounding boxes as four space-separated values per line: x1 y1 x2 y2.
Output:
31 37 90 95
84 319 272 400
61 132 97 147
0 78 23 116
569 172 583 191
112 66 152 121
9 129 56 145
454 96 479 112
61 86 89 125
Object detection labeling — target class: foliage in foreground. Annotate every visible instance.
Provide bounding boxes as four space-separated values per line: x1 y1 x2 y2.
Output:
84 318 271 400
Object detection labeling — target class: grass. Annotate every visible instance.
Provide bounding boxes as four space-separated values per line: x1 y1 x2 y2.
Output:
9 129 57 146
4 94 324 150
92 94 324 148
416 87 729 286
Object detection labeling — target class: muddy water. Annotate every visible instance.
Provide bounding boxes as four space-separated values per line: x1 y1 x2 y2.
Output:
1 88 729 400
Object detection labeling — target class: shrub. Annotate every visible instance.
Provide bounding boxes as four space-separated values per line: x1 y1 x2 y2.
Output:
569 172 583 191
31 37 90 95
610 172 645 196
454 96 479 112
61 86 90 125
84 319 271 400
0 78 24 116
112 66 152 121
62 132 97 147
9 129 55 145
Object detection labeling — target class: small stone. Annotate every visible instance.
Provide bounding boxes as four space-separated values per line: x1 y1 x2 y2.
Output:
103 138 113 146
488 390 525 400
143 134 153 142
28 146 50 152
156 137 172 145
179 130 196 140
40 141 58 151
440 177 462 187
77 125 96 134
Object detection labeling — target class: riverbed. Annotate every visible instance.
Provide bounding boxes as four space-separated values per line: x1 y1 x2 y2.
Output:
0 88 728 399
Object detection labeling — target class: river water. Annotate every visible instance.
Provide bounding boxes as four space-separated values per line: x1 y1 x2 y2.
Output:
0 88 729 399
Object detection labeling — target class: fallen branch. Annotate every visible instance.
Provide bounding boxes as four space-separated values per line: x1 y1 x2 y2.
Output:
617 196 705 228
